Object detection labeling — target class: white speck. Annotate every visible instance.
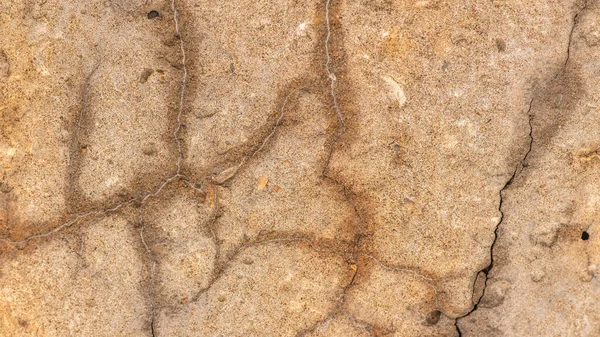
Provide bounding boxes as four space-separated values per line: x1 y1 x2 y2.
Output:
105 176 119 188
382 76 407 108
491 217 501 224
452 89 464 97
296 22 310 36
381 31 390 38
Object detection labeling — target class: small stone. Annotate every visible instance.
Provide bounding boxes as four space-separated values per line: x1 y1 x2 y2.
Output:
531 269 545 282
529 223 559 247
580 270 593 282
139 68 154 83
382 75 407 108
147 10 159 19
472 271 487 303
257 176 268 191
441 61 449 72
480 280 510 308
212 165 239 184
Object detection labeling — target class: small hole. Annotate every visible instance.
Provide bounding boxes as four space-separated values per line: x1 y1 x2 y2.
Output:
495 38 506 52
425 310 441 325
147 10 159 19
581 231 590 241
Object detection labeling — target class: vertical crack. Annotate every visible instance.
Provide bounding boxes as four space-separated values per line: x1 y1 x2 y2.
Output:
325 0 345 133
454 99 534 336
455 3 589 334
172 0 187 176
293 2 379 335
140 226 157 337
563 0 589 70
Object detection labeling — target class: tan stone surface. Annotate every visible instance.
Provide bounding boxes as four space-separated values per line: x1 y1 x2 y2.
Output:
1 0 599 336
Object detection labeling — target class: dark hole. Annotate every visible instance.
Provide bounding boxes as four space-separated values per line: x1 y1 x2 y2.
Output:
581 231 590 241
425 310 442 325
495 38 506 52
147 10 159 19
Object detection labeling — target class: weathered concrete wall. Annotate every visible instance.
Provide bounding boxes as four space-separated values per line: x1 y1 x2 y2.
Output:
1 0 598 336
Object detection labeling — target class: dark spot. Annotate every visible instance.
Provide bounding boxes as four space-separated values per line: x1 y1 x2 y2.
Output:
0 50 10 79
495 38 506 52
230 63 235 73
139 68 154 84
441 61 449 72
581 231 590 241
147 10 159 19
142 143 157 156
80 145 88 153
18 319 28 328
425 310 441 325
0 182 13 193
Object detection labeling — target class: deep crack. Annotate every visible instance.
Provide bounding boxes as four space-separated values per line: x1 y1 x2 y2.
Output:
454 99 534 335
455 3 589 333
563 0 589 71
140 226 157 337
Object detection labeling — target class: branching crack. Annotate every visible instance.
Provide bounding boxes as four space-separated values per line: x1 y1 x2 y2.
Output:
295 310 377 337
295 2 430 335
210 85 307 185
191 235 345 303
0 0 193 247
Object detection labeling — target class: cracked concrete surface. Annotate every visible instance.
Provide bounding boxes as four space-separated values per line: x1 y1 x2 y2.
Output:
1 0 599 336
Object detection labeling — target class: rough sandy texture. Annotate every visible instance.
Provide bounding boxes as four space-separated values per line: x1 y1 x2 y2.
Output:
0 0 598 336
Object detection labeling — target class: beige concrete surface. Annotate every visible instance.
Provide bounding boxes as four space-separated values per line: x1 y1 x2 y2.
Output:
0 0 599 336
